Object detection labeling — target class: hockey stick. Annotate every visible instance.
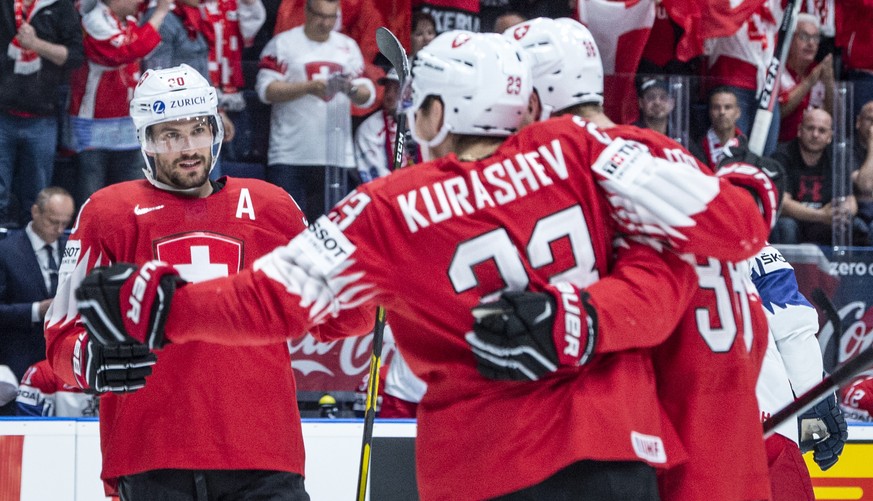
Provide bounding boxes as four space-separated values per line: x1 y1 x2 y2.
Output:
355 27 410 501
376 26 410 171
747 0 802 154
763 341 873 437
356 306 386 501
812 287 843 373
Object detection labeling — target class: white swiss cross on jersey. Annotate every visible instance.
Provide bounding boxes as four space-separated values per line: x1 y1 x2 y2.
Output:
305 61 343 102
155 232 243 283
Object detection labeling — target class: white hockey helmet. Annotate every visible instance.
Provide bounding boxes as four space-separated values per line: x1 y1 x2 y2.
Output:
505 17 603 119
405 31 531 147
129 64 224 190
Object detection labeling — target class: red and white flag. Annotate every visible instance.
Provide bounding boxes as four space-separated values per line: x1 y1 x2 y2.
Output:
577 0 656 123
577 0 656 75
662 0 767 61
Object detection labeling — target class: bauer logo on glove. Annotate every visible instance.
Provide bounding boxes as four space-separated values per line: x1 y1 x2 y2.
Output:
75 261 184 349
466 284 598 381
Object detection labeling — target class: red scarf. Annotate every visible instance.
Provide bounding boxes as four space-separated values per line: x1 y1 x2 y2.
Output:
7 0 41 74
172 3 213 43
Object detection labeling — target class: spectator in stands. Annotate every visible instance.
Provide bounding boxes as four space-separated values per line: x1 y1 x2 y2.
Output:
852 101 873 240
491 11 526 34
778 13 834 144
142 0 207 75
0 0 83 226
257 0 374 221
142 0 236 177
271 0 388 123
0 187 73 384
412 0 480 33
16 359 99 416
272 0 385 67
771 108 865 245
690 86 747 170
410 8 436 59
480 0 521 33
201 0 266 112
800 0 836 61
354 68 403 182
835 1 873 119
69 0 172 209
634 76 674 136
706 0 783 155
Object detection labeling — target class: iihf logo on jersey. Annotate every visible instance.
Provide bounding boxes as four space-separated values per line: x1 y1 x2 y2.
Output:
152 100 166 115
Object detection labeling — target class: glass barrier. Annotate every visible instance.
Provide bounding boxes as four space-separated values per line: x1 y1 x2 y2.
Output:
832 80 854 250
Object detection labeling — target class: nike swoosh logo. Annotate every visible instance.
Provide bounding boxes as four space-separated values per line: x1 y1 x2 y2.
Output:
134 204 165 216
534 301 552 324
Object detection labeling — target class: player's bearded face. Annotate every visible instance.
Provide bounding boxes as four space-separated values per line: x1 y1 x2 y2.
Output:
147 117 214 189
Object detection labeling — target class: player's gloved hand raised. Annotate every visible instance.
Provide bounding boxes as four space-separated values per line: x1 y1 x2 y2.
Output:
75 262 184 350
716 144 786 229
466 283 597 381
798 391 848 471
72 332 157 394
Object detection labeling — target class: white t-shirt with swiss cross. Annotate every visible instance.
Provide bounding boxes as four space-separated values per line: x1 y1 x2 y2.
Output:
256 26 366 168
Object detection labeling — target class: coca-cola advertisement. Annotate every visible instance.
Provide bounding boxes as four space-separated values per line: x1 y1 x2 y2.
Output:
290 326 396 393
779 244 873 374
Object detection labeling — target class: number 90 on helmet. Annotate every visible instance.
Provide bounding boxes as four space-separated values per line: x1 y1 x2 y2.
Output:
405 31 532 146
129 64 224 187
505 17 603 119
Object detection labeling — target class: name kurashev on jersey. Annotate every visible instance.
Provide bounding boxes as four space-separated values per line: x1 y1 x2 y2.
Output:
392 116 668 234
334 116 700 238
398 138 570 233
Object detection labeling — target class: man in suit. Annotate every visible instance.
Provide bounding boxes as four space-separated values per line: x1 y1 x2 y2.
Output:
0 187 74 389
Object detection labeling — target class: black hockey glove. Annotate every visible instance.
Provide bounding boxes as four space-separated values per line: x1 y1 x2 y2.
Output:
76 262 184 349
466 283 597 382
72 332 157 394
716 145 786 229
798 391 848 471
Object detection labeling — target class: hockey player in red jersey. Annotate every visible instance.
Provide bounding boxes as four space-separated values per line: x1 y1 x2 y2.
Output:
75 33 778 500
842 373 873 422
498 17 773 500
44 64 320 499
16 359 99 417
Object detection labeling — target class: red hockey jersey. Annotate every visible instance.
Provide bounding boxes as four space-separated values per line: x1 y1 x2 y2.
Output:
159 116 771 500
44 178 307 492
16 359 99 417
602 126 771 500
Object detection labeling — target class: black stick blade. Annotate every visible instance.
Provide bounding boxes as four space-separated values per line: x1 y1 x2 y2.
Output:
376 27 410 83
